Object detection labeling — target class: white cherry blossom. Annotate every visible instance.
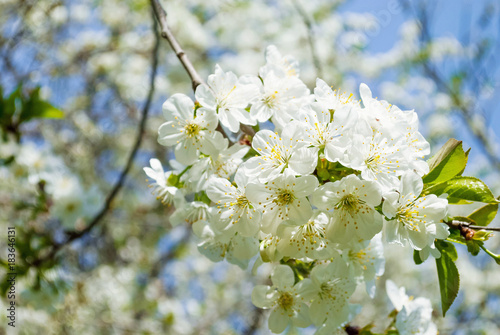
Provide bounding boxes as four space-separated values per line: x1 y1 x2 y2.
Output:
299 258 356 329
403 112 431 175
195 64 258 132
312 174 383 243
247 172 319 234
249 72 310 127
243 125 318 182
346 124 410 192
143 158 183 205
382 171 449 251
157 93 219 165
169 199 210 227
342 233 385 298
251 265 311 333
206 170 261 237
186 136 249 192
314 78 360 112
358 83 411 134
296 102 357 163
259 45 300 78
277 211 334 260
193 219 259 269
386 280 437 335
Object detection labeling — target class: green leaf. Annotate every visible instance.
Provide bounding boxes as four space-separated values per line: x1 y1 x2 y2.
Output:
0 86 22 125
435 240 460 316
20 87 64 122
423 139 467 185
29 101 64 119
468 203 499 226
413 249 424 265
426 176 499 204
458 148 471 176
466 240 481 256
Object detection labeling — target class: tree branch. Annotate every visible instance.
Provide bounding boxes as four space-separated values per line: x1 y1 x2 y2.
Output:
445 220 500 232
150 0 233 143
30 10 161 267
242 307 265 335
150 0 204 91
290 0 323 78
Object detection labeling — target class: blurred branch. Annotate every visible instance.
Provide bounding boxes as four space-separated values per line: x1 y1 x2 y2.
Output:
243 307 265 335
290 0 323 78
150 0 204 91
408 3 500 172
421 62 500 172
30 10 161 267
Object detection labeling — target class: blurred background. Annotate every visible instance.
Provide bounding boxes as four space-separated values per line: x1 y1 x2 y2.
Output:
1 0 500 334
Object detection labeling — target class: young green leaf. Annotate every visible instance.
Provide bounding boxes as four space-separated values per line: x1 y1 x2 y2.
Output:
423 139 467 185
0 85 22 127
466 240 481 256
426 176 499 204
435 240 460 316
20 88 64 122
468 203 499 226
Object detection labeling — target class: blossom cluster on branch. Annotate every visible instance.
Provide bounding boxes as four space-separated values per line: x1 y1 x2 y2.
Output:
145 45 453 334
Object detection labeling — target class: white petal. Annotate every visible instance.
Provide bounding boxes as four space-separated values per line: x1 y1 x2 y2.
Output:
195 84 216 110
272 265 295 291
162 93 194 121
174 140 198 165
269 308 290 334
251 285 276 308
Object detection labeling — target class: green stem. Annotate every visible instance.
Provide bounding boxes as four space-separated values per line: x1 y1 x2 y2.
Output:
177 165 190 179
479 244 500 265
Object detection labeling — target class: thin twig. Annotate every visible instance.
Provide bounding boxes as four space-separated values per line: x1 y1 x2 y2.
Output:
421 62 500 172
30 11 161 267
290 0 323 78
242 307 265 335
445 220 500 232
150 0 232 143
150 0 204 91
468 225 500 232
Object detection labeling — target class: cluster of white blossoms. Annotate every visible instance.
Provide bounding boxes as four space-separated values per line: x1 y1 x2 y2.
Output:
3 142 103 228
146 46 449 333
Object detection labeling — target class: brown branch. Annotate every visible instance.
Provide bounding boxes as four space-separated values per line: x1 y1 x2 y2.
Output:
150 0 204 91
445 220 500 233
150 0 233 144
30 10 161 267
